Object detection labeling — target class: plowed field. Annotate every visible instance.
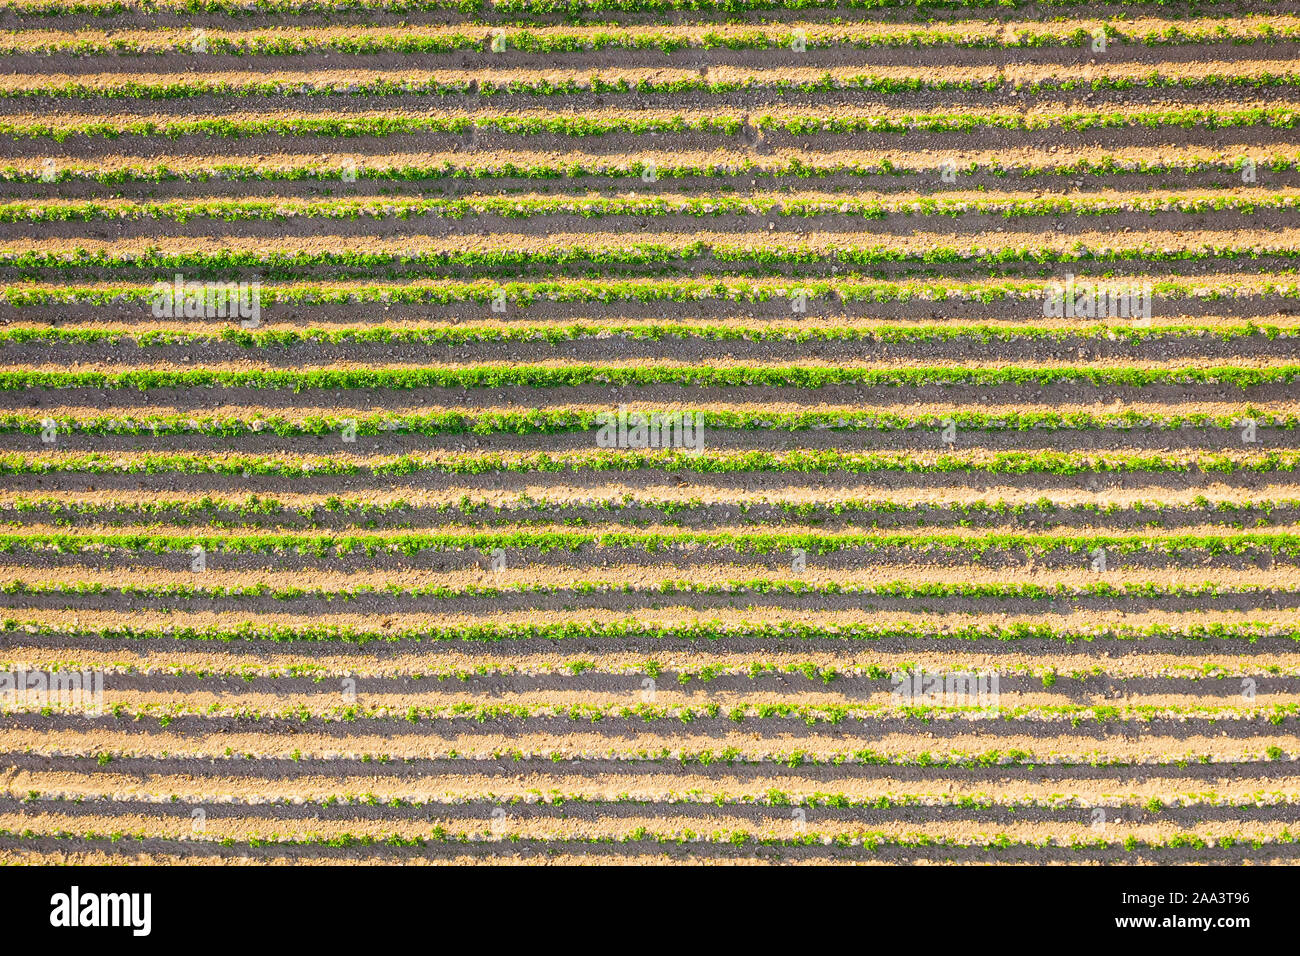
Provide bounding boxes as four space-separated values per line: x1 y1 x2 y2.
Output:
1 0 1299 865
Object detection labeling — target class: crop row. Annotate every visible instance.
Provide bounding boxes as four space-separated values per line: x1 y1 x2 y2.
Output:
7 193 1296 223
9 494 1295 532
6 492 1296 523
4 277 1287 307
5 156 1288 184
4 323 1292 347
8 699 1300 725
2 577 1287 602
20 790 1300 812
9 23 1297 56
7 410 1295 438
5 529 1300 556
7 244 1290 279
12 743 1291 769
13 72 1297 101
4 450 1294 475
4 656 1291 684
0 364 1294 390
4 828 1295 856
0 0 1264 18
2 617 1290 644
6 108 1294 141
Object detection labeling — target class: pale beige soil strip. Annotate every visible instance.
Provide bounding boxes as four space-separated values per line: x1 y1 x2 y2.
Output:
9 605 1294 633
22 400 1300 425
2 811 1293 845
7 648 1300 682
4 60 1292 91
5 226 1296 258
3 272 1285 297
15 147 1298 177
1 563 1296 596
6 519 1295 539
2 727 1295 763
3 561 1298 590
11 685 1297 713
11 186 1299 209
4 356 1299 375
16 101 1299 126
5 490 1300 522
9 447 1283 471
9 484 1300 513
13 769 1300 806
7 18 1297 51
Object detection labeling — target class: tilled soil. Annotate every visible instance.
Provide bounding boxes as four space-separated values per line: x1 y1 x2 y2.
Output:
0 3 1297 866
